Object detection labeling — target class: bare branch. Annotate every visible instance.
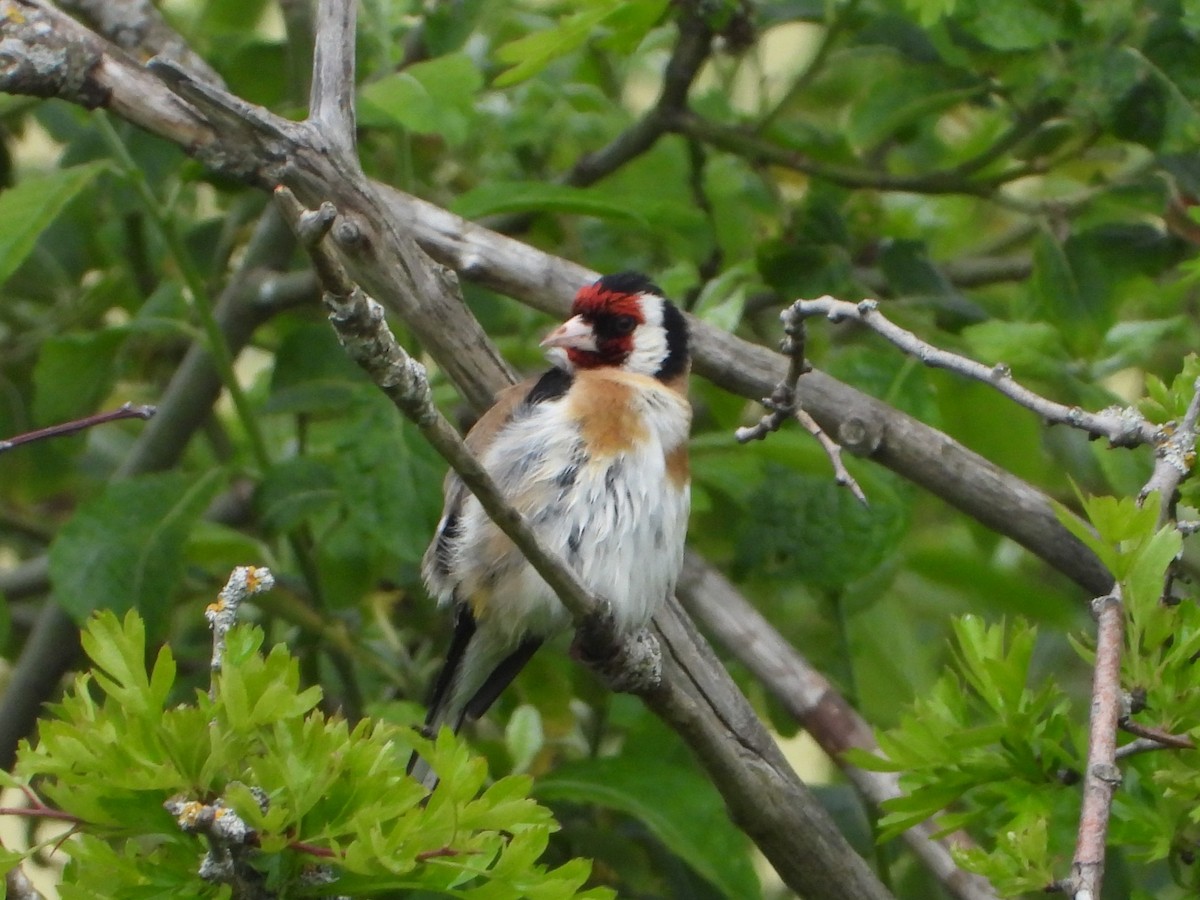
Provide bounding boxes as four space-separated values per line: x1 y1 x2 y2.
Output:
0 2 1114 598
57 0 224 86
736 307 867 503
274 188 896 900
0 403 155 454
677 554 999 900
1068 591 1125 900
734 310 810 442
566 10 712 187
1118 719 1195 752
206 567 276 699
791 295 1158 448
307 0 357 158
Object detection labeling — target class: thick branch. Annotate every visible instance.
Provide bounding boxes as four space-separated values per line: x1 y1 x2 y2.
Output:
307 0 356 157
57 0 224 86
0 0 1114 597
677 554 999 900
276 185 895 900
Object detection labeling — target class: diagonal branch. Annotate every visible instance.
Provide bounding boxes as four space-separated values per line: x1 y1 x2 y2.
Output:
274 182 896 900
0 403 155 453
565 8 713 187
0 0 1114 597
677 554 999 900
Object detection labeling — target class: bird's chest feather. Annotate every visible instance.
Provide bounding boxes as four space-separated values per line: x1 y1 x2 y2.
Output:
455 372 690 638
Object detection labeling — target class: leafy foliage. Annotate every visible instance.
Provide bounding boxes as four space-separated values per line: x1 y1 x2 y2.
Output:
3 0 1200 896
10 610 608 899
861 479 1200 895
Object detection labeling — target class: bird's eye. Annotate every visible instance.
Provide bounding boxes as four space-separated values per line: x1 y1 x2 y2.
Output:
613 315 638 335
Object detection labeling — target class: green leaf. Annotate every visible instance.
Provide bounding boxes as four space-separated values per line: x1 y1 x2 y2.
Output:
49 470 225 631
731 465 909 587
331 393 445 563
449 181 650 226
256 457 341 534
537 754 761 900
493 5 611 87
505 704 545 775
961 320 1071 382
0 161 106 286
33 330 128 426
266 322 369 415
358 53 484 144
1029 229 1088 337
966 1 1063 51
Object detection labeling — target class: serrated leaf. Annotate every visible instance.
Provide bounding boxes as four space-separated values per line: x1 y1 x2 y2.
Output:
49 470 225 631
0 161 106 285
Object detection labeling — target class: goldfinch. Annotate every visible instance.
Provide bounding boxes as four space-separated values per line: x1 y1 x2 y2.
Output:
411 272 691 786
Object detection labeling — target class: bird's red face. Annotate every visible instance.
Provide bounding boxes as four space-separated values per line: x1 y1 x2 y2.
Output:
540 272 688 381
541 281 645 370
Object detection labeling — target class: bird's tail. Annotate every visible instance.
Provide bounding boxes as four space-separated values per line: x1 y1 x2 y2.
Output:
407 606 543 790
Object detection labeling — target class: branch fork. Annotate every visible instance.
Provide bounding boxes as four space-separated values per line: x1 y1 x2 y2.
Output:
736 303 868 504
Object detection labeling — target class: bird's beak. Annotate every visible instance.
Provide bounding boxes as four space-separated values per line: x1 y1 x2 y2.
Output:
540 315 596 351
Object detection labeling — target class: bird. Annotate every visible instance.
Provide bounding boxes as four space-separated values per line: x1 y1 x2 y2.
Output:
410 271 691 788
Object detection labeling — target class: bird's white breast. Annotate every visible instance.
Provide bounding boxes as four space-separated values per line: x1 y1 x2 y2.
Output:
448 371 691 644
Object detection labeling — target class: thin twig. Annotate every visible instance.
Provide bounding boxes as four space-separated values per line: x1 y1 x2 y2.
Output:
791 295 1159 448
206 566 276 699
1068 591 1126 899
0 804 83 823
1118 719 1196 751
736 307 867 503
794 408 867 505
0 403 156 453
734 309 810 442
